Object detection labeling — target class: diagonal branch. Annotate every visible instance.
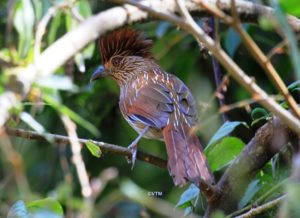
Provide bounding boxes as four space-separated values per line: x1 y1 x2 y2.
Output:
234 194 286 218
199 0 300 119
6 128 167 169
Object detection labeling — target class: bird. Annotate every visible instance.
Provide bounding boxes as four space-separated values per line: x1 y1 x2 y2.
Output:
90 28 214 187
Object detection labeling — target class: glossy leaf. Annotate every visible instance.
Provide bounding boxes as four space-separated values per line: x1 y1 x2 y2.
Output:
85 140 101 158
206 137 245 172
176 184 200 215
280 0 300 17
27 198 63 216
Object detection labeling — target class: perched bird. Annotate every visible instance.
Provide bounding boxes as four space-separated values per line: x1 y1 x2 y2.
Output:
91 28 214 186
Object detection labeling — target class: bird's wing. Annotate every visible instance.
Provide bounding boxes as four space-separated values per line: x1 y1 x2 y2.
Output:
121 74 197 129
122 82 173 129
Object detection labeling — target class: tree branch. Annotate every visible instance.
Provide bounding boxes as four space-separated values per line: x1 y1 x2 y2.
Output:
6 128 167 169
199 0 300 119
205 116 296 216
234 194 286 218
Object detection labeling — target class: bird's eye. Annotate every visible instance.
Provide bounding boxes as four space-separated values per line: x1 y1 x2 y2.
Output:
111 57 122 66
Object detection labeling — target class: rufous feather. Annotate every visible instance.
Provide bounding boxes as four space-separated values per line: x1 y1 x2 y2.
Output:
99 28 154 64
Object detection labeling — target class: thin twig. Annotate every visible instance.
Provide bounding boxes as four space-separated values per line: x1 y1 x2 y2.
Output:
219 94 282 114
60 115 92 199
6 128 167 169
235 194 286 218
227 180 286 217
197 0 300 119
230 0 300 119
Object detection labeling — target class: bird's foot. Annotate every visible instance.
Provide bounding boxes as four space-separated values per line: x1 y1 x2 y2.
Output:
128 142 138 170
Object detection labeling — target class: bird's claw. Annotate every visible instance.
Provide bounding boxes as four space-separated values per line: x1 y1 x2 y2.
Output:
128 143 138 170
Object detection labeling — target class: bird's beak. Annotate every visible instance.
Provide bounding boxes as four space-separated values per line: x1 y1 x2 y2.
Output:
90 65 109 82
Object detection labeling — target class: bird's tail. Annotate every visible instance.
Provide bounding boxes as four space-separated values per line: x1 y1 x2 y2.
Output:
163 123 214 187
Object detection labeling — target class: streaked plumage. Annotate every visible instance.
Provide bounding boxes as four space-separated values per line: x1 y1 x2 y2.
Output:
95 28 214 186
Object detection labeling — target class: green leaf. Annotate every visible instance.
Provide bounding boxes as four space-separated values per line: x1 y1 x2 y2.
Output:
280 0 300 17
206 121 245 150
176 184 200 209
48 10 62 44
251 107 269 120
13 0 35 58
251 107 270 126
239 180 261 209
85 140 101 158
43 93 100 137
7 201 29 218
206 137 245 172
27 198 63 216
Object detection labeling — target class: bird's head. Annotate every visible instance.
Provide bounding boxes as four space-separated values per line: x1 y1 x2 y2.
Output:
90 28 154 85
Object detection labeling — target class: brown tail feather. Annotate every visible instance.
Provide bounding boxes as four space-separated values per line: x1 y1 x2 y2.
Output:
163 123 214 187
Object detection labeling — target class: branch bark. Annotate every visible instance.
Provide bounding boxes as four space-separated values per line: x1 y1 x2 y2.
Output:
205 117 296 216
6 128 167 169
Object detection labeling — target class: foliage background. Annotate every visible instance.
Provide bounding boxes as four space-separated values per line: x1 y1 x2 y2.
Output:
0 0 299 217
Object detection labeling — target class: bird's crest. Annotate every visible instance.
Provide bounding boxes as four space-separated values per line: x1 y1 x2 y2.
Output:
99 28 154 64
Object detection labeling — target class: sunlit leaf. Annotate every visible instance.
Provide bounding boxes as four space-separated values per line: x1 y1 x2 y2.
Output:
280 0 300 17
13 0 35 58
27 198 63 216
206 137 245 172
85 140 101 158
